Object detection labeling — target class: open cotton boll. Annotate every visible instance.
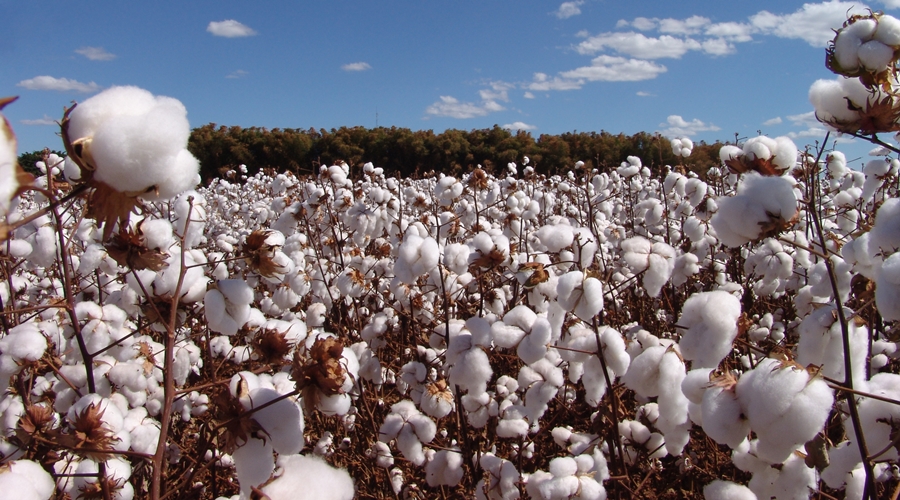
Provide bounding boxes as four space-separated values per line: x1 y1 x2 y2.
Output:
876 251 900 320
703 480 756 500
425 448 465 487
241 387 304 455
797 305 868 384
67 86 200 198
858 39 894 71
261 454 354 500
534 224 575 253
0 321 48 373
378 400 436 466
233 437 275 497
677 291 741 368
710 173 798 247
876 13 900 45
204 279 253 336
701 376 750 449
736 358 834 463
556 271 604 321
0 459 54 500
393 233 439 284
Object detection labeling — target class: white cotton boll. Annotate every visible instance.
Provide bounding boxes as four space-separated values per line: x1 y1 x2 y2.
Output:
534 224 575 253
833 30 863 70
518 317 552 365
204 279 253 336
394 234 439 284
719 145 742 165
425 449 465 487
736 358 834 464
0 322 48 372
797 305 868 385
711 173 798 247
557 271 604 321
621 345 667 398
809 79 860 123
858 39 894 71
703 480 756 500
876 251 900 320
847 17 878 40
242 388 304 455
771 137 798 171
677 291 741 368
234 438 275 496
876 14 900 45
260 454 354 500
681 368 713 405
701 383 750 449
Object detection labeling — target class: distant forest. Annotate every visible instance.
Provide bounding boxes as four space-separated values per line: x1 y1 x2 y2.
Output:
187 124 725 181
18 125 727 182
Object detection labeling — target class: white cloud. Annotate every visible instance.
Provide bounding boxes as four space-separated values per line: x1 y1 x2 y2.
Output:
705 22 755 42
787 126 831 139
207 20 257 38
226 69 249 79
658 115 720 137
763 116 783 126
576 31 702 59
75 46 116 61
17 76 100 93
701 38 735 56
523 91 536 99
787 111 819 127
749 1 866 47
502 121 536 131
881 0 900 8
342 62 372 72
618 17 657 31
480 81 514 102
560 55 668 82
20 115 56 126
658 15 711 35
556 1 584 19
425 96 505 119
636 91 654 97
526 72 584 91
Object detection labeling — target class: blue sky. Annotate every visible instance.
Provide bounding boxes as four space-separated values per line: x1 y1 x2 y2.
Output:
3 0 897 167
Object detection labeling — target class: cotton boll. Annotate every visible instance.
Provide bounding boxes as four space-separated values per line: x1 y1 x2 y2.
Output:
677 291 741 368
204 279 253 336
703 480 756 500
557 271 604 321
736 358 834 464
876 14 900 45
858 39 895 71
242 387 305 455
833 29 863 70
234 438 275 496
876 251 900 320
259 454 355 500
425 449 465 487
701 379 750 449
797 305 868 385
711 173 798 247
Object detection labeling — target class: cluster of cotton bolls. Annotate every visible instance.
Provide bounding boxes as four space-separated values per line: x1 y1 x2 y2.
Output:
6 101 900 499
670 137 693 158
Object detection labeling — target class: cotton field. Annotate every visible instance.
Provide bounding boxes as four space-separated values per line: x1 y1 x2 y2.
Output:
3 11 900 500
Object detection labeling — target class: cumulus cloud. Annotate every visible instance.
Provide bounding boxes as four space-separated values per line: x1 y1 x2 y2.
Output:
75 46 116 61
20 115 56 126
560 55 668 82
556 1 584 19
207 20 257 38
763 116 784 126
226 69 249 79
526 72 585 91
502 121 536 131
342 62 372 71
425 96 505 119
705 22 755 42
658 15 711 35
749 1 866 47
576 32 702 59
658 115 720 137
17 76 100 93
523 91 536 99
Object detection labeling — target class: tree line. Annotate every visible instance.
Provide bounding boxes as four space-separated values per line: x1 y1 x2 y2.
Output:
18 125 725 182
186 124 724 181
